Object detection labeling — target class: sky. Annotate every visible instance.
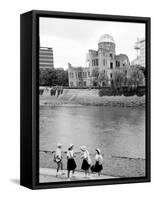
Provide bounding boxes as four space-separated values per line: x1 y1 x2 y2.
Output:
39 17 145 69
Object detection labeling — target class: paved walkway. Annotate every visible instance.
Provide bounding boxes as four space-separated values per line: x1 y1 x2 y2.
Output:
39 168 118 183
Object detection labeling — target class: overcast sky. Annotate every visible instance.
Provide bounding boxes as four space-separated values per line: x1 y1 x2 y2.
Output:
40 17 145 69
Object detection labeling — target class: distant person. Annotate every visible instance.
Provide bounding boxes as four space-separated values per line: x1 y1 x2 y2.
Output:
67 144 77 180
91 148 103 176
57 88 61 96
80 146 91 177
54 143 65 177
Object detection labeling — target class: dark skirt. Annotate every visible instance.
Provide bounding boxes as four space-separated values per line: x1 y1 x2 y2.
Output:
67 158 76 171
81 159 91 171
91 161 103 173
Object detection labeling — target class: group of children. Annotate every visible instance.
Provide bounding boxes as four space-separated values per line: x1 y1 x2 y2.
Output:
54 143 103 180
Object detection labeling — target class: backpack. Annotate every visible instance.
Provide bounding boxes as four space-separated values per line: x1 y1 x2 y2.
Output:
53 153 61 163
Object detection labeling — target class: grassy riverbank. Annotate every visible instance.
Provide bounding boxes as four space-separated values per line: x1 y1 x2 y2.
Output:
40 89 145 107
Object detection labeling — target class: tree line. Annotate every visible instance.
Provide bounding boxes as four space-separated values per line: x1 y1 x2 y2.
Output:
92 65 145 88
39 68 69 86
39 65 145 88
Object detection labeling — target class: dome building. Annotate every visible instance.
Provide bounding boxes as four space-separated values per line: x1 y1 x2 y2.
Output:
88 34 130 86
68 34 130 87
98 34 115 52
98 34 116 84
98 34 115 43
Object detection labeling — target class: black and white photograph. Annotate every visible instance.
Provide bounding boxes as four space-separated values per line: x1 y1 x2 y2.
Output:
39 16 147 183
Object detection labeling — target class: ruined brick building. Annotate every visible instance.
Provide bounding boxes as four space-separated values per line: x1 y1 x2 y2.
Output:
68 34 130 87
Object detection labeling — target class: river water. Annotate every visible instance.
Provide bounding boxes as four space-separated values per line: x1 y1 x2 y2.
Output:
40 105 145 159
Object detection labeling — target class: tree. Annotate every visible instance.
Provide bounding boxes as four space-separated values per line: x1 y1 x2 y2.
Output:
112 70 125 88
56 68 68 86
98 71 109 86
131 64 146 80
39 68 68 86
128 66 145 87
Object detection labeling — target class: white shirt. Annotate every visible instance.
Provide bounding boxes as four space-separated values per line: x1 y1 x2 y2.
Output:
81 150 91 164
56 148 62 159
95 154 103 164
67 150 74 159
82 151 88 159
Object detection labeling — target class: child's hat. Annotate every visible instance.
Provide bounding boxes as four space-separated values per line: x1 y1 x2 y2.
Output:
96 148 101 154
69 144 74 148
57 143 62 147
80 146 86 151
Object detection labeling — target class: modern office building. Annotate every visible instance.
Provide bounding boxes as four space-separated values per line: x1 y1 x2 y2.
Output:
139 38 145 67
39 47 54 68
131 38 145 67
68 34 130 87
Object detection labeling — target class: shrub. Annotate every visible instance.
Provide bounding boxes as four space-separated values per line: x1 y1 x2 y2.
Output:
98 86 145 97
39 89 44 95
50 89 56 96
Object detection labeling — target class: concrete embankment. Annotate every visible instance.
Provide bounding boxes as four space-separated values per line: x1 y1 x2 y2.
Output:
40 89 145 107
40 168 118 182
40 151 145 178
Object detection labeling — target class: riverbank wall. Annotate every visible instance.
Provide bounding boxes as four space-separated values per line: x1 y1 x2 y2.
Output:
40 89 145 107
40 150 145 178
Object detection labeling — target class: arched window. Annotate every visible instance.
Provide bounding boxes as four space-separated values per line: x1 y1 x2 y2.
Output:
96 59 98 65
110 62 113 69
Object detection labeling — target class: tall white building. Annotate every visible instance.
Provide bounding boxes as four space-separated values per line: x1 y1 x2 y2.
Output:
39 47 54 68
139 38 145 67
131 38 145 67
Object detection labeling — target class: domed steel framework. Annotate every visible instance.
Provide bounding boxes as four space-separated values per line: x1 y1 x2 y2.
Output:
98 34 115 44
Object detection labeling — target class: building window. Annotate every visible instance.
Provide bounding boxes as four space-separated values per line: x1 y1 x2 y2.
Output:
110 62 113 69
70 72 74 79
78 72 82 78
116 61 120 67
92 60 96 66
70 82 74 86
110 73 112 78
78 82 82 86
96 59 98 66
103 59 106 66
110 53 113 58
83 72 87 78
92 59 98 66
83 82 86 86
88 72 90 77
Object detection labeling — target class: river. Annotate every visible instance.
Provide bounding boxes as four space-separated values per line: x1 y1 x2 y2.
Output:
39 105 145 159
